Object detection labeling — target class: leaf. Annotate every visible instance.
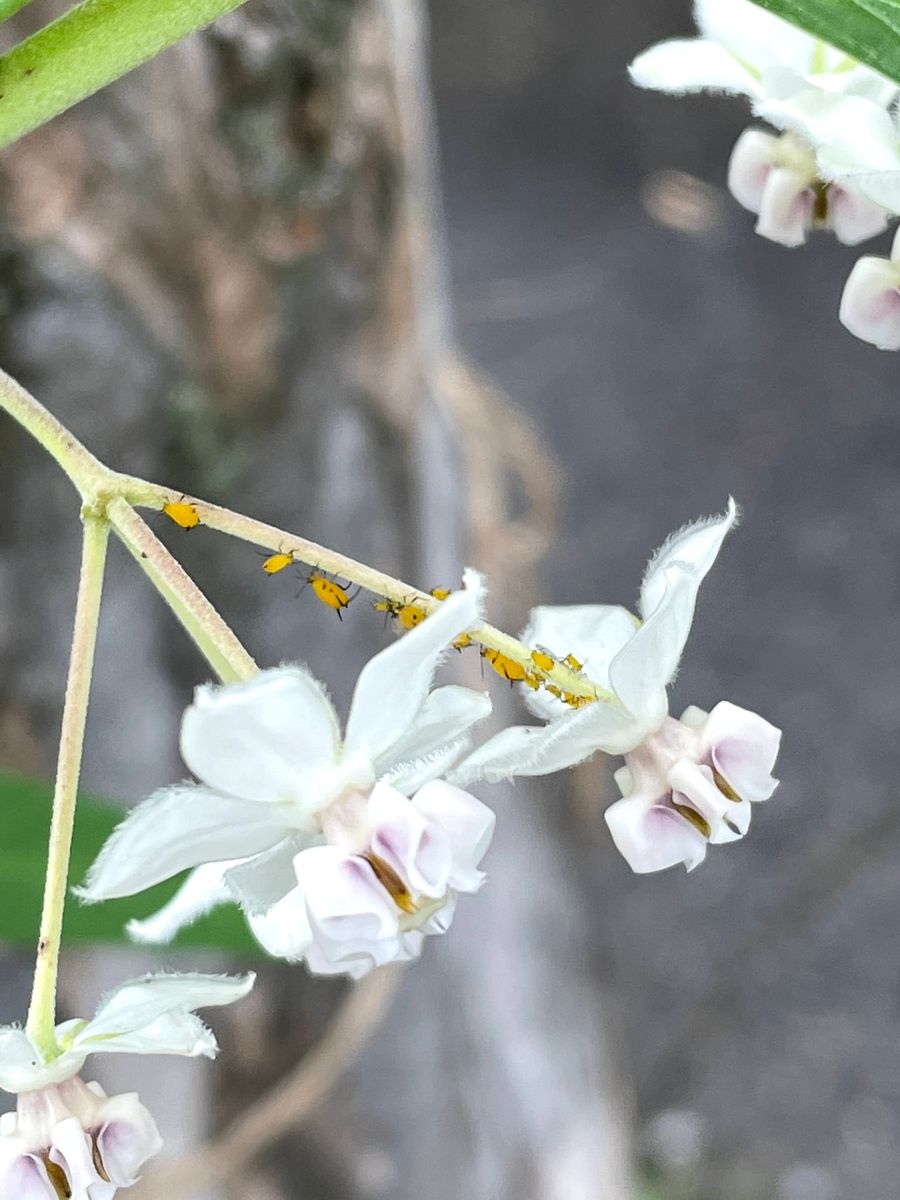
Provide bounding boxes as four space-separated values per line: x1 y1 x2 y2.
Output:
750 0 900 84
0 769 260 955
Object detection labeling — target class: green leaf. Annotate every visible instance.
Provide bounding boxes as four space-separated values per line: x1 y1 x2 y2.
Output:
750 0 900 85
0 768 260 955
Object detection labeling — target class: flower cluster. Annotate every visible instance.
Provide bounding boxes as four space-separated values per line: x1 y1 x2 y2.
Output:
630 0 900 347
0 973 254 1197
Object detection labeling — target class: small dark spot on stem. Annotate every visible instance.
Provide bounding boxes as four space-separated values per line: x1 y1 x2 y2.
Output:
38 938 47 952
140 552 147 559
24 67 33 77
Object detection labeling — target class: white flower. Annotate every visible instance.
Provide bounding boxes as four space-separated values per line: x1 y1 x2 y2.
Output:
728 128 888 247
81 572 494 977
450 501 782 872
0 1078 161 1199
840 226 900 349
606 701 780 873
629 0 894 245
0 973 253 1197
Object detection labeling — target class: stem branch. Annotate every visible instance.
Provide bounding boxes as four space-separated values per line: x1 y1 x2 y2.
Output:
107 497 257 684
26 516 109 1058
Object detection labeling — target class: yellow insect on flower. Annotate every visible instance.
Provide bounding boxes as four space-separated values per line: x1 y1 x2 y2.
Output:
530 647 556 674
397 602 428 630
261 551 295 575
452 632 472 651
429 587 451 601
563 652 584 672
563 691 594 709
301 571 356 621
162 499 201 530
522 672 541 690
482 647 527 684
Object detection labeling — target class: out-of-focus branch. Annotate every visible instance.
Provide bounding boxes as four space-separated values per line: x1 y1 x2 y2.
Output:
132 966 403 1200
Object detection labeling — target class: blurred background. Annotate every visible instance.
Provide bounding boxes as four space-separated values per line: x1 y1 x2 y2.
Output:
0 1 899 1198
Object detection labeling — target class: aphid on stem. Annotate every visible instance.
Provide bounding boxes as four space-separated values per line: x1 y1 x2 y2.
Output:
297 569 359 621
260 549 296 575
161 496 201 530
481 647 527 686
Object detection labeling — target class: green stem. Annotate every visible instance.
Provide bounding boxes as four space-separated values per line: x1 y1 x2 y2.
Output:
26 516 109 1059
118 476 613 702
107 497 257 684
0 0 249 150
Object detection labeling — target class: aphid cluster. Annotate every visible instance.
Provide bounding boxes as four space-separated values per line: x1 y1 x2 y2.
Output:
480 642 595 708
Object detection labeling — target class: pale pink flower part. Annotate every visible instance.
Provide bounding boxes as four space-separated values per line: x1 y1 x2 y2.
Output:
840 226 900 350
728 128 888 247
605 701 781 873
0 1076 162 1199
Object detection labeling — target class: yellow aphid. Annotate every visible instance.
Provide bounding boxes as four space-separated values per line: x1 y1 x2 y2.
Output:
452 632 472 651
530 648 555 674
522 672 541 690
563 652 584 672
430 587 451 601
545 684 563 700
373 598 398 614
397 602 428 630
303 572 355 620
262 551 294 574
162 500 200 530
563 691 593 709
482 648 527 683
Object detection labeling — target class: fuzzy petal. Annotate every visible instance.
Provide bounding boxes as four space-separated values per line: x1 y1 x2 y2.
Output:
344 570 484 761
127 862 233 946
701 700 781 802
727 127 779 213
412 780 495 892
0 1030 45 1094
695 0 816 74
376 685 492 785
605 793 708 874
224 837 308 916
181 666 340 805
78 786 291 902
79 972 255 1051
840 254 900 349
640 498 738 619
629 38 759 97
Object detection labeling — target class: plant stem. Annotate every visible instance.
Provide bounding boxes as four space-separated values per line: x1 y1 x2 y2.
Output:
26 516 109 1059
117 477 613 701
107 497 257 684
0 0 249 150
0 367 110 498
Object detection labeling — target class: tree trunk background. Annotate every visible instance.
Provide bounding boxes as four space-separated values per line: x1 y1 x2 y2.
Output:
0 3 635 1198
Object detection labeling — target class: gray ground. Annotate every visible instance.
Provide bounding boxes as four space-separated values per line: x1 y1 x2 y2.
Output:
429 1 900 1197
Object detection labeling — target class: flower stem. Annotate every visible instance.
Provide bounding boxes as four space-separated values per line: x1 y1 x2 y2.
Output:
26 516 109 1060
107 497 257 684
117 477 613 702
0 0 249 150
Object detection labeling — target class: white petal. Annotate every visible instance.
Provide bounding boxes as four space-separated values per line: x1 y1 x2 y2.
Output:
840 254 900 349
376 685 492 783
629 38 759 97
727 128 779 213
224 837 308 915
668 758 752 839
344 570 484 761
0 1151 58 1199
450 702 642 786
79 972 255 1049
380 737 476 795
246 885 314 961
95 1093 163 1187
694 0 816 74
367 782 452 897
755 166 814 246
127 862 233 946
827 184 889 245
412 780 495 892
701 700 781 802
77 786 291 902
640 498 738 619
604 794 707 874
181 666 340 805
50 1117 113 1200
0 1029 44 1094
297 846 400 957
